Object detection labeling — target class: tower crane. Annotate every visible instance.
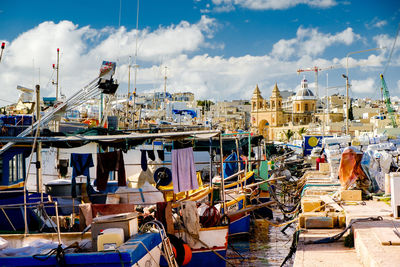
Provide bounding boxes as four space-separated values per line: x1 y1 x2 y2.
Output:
297 65 340 99
380 74 397 128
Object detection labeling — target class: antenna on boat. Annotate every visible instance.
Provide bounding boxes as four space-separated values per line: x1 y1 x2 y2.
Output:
0 42 5 63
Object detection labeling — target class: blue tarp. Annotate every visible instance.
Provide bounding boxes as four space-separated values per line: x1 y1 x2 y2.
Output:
172 109 197 118
223 152 238 178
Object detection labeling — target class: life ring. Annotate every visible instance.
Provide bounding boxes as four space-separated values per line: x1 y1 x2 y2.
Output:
167 234 186 266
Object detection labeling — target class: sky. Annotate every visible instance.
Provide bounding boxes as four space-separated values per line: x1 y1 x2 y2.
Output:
1 0 400 104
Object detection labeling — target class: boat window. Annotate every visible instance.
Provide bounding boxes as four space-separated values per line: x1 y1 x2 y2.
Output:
18 154 23 181
9 154 23 183
13 156 17 182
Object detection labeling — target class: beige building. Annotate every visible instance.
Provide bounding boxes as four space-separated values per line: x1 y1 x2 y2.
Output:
250 78 318 140
209 100 251 131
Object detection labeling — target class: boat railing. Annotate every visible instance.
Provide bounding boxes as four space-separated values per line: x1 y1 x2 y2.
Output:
140 220 178 267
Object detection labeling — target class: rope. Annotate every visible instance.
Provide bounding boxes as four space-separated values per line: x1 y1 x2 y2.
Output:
304 216 383 245
32 242 80 265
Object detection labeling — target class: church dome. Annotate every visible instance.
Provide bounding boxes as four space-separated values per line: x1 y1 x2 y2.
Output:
295 88 314 97
293 77 316 100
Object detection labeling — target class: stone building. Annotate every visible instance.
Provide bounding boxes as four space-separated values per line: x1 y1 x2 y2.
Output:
250 78 318 140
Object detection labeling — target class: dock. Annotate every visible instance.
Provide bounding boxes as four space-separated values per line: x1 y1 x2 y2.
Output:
293 171 400 267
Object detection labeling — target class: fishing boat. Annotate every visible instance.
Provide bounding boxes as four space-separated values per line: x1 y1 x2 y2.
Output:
0 213 165 267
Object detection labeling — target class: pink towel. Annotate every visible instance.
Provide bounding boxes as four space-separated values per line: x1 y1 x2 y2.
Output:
172 147 199 193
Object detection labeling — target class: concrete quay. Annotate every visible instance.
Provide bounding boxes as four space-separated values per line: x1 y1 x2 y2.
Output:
293 174 400 267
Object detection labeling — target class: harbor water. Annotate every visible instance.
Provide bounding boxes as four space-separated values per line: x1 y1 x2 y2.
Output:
227 213 295 266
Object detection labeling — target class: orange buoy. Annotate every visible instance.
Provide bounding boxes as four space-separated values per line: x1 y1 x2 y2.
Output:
182 243 192 266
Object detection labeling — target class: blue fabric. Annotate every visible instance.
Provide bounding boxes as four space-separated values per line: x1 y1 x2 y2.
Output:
70 153 94 198
223 152 238 178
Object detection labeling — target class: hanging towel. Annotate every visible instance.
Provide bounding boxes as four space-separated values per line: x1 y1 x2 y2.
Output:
70 153 94 198
147 150 155 161
141 150 148 171
157 150 165 161
171 147 198 193
96 150 126 191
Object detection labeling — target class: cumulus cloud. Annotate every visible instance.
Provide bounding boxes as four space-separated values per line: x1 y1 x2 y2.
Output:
350 78 377 94
272 27 361 59
210 0 336 11
0 18 393 106
0 16 219 100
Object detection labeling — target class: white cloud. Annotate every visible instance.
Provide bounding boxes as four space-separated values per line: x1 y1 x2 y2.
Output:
272 27 361 59
0 18 394 106
350 78 377 94
211 0 336 11
366 17 388 29
0 17 219 100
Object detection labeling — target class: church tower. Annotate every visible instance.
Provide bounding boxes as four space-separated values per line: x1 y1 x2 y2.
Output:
269 83 283 126
251 84 264 112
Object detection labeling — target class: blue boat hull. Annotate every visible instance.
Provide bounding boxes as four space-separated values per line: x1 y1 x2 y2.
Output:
228 213 251 236
161 248 227 267
0 232 162 266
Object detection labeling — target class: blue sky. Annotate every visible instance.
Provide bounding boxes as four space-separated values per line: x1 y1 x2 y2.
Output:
1 0 400 103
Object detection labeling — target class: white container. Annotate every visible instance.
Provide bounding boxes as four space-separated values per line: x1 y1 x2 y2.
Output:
390 172 400 218
97 228 124 251
385 173 391 195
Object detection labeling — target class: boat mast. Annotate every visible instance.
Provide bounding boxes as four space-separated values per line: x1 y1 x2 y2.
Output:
35 85 43 202
126 56 131 127
56 48 60 100
132 0 140 127
164 66 167 118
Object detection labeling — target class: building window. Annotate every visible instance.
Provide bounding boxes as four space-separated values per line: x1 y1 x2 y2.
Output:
305 103 308 111
272 101 275 108
296 104 300 112
253 102 256 109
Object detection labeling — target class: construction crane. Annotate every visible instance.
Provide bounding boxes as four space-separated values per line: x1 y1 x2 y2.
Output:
297 65 340 98
380 74 397 128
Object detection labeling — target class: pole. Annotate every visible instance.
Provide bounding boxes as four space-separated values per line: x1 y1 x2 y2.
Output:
0 42 5 63
315 68 319 99
35 85 43 201
345 47 383 136
56 48 59 100
164 66 167 118
132 0 140 128
126 57 131 127
219 133 226 214
345 75 349 135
